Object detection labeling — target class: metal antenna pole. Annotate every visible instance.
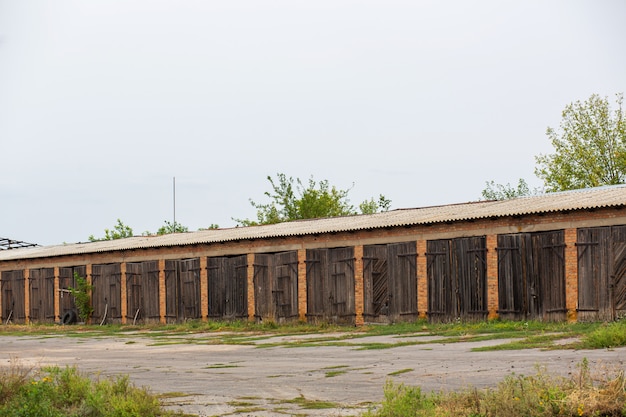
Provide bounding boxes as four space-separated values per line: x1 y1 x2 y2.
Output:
173 176 176 230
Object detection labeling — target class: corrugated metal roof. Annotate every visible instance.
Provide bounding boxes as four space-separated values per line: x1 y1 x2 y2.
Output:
2 185 626 262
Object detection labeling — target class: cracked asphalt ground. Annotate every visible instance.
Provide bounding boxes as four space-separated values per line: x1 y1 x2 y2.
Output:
2 332 626 416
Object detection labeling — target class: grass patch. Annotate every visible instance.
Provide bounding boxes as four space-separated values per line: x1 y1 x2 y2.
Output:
0 360 180 416
364 358 626 417
388 368 413 376
279 395 340 409
227 400 257 407
325 369 348 377
156 392 195 399
0 319 354 338
579 319 626 349
204 363 240 369
2 319 625 352
310 365 351 378
322 365 349 370
471 333 573 352
229 406 266 413
356 341 425 350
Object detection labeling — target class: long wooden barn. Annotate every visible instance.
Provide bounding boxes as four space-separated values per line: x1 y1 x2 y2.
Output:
2 185 626 325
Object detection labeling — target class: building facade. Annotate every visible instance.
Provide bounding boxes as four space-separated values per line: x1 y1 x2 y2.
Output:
2 186 626 325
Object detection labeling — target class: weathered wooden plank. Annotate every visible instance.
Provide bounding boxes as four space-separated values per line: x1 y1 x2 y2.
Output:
577 227 612 321
208 255 247 320
91 263 122 324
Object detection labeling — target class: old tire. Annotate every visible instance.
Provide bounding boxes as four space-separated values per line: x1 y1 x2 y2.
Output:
62 310 77 325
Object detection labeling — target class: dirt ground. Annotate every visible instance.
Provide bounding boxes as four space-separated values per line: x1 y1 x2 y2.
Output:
1 332 626 416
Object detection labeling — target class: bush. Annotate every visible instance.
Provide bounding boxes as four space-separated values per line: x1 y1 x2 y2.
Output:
363 381 437 417
583 320 626 349
0 362 176 417
364 359 626 417
68 273 94 323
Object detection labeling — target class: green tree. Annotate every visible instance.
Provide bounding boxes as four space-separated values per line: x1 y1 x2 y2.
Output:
235 173 391 226
88 219 133 242
481 178 540 200
156 220 189 235
535 93 626 192
359 194 392 214
198 224 220 230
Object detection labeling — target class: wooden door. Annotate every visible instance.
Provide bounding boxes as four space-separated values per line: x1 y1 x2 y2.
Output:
612 226 626 318
456 237 487 321
497 234 526 320
328 247 355 322
126 261 160 323
427 240 452 322
274 251 298 320
29 268 55 323
305 249 328 321
59 266 85 319
255 251 298 322
1 270 25 323
253 254 273 320
306 248 355 324
534 231 566 321
363 245 389 321
165 259 200 322
388 242 418 319
91 264 122 324
577 227 612 321
207 255 248 320
179 258 201 320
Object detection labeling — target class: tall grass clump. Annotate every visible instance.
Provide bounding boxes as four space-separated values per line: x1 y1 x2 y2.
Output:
0 361 176 416
363 359 626 417
362 380 437 417
582 319 626 349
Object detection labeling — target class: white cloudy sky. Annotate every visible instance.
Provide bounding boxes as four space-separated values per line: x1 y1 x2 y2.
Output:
1 1 625 246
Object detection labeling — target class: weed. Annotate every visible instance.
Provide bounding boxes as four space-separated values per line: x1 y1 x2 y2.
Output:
581 320 626 349
227 400 257 407
68 273 94 323
325 369 348 377
0 362 179 416
1 320 625 353
388 368 414 376
204 363 240 369
363 380 436 417
280 395 339 409
156 392 194 399
364 360 626 417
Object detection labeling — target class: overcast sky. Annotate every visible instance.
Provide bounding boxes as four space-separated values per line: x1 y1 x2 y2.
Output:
1 1 625 246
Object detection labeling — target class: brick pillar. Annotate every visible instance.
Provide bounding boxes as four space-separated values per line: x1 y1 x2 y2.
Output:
486 234 499 320
24 268 30 324
247 253 255 321
565 228 578 322
298 249 307 322
85 264 92 324
158 259 166 324
200 257 208 321
354 245 364 326
417 239 428 319
54 267 60 323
